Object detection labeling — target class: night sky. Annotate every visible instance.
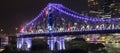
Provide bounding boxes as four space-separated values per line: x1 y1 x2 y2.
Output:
0 0 88 34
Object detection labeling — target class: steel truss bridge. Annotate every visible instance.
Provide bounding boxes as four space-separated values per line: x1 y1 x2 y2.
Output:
17 3 120 51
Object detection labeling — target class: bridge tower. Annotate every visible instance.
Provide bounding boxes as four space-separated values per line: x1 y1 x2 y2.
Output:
47 3 65 51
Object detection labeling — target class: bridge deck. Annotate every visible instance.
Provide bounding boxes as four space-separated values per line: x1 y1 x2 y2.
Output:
18 29 120 38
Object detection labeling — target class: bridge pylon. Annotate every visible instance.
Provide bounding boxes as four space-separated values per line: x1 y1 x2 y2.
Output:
47 3 65 51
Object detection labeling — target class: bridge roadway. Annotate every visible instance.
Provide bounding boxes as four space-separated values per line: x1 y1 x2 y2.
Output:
17 28 120 38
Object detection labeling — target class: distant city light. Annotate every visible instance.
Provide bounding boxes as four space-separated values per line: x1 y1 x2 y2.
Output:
15 27 18 30
1 29 3 32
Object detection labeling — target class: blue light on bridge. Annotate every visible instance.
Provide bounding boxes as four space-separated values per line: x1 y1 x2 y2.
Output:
17 38 32 51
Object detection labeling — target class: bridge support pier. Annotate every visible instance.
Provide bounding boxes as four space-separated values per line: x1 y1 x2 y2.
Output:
47 36 65 51
17 35 32 51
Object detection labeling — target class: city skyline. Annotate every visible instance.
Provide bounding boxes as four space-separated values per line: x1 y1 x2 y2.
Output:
1 0 120 53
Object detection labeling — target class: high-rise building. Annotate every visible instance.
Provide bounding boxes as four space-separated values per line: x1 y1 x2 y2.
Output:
0 35 8 48
88 0 120 18
103 0 120 18
110 1 120 18
88 0 105 18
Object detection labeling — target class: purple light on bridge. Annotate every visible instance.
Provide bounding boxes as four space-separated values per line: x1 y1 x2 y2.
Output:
23 3 120 32
52 3 120 22
47 37 65 50
52 5 102 21
17 38 32 50
17 3 120 51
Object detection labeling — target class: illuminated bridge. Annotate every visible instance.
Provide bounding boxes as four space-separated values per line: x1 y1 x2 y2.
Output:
17 3 120 51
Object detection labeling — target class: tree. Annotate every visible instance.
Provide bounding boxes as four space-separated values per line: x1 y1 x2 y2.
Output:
66 38 88 52
1 44 17 53
66 38 106 53
88 43 99 51
96 43 105 49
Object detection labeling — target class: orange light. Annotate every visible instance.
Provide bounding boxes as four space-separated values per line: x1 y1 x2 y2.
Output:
29 26 32 30
45 9 49 16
